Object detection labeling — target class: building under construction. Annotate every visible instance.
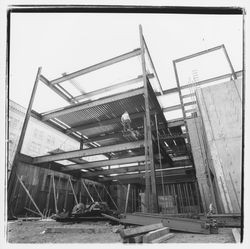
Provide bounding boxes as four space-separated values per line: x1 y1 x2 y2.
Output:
7 26 242 242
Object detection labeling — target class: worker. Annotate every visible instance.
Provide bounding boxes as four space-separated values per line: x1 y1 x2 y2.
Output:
121 111 131 132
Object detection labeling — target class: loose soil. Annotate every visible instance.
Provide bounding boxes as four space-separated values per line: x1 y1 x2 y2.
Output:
6 219 235 243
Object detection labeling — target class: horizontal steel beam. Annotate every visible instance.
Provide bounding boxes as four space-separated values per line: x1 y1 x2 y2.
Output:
73 74 154 101
41 87 144 121
162 104 181 112
82 165 193 178
160 133 187 140
100 171 195 182
61 155 146 172
185 108 197 114
181 93 196 99
50 49 141 85
155 70 242 96
40 75 75 104
162 101 196 113
32 140 145 164
30 110 82 142
67 110 148 133
167 118 185 128
174 45 223 63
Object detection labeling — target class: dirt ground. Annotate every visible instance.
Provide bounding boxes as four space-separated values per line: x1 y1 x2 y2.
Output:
6 219 236 243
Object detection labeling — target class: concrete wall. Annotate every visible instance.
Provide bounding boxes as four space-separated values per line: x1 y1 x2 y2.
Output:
196 78 242 213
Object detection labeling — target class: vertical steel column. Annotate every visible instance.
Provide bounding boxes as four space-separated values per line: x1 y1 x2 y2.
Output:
143 116 150 212
222 45 237 80
8 67 42 216
172 62 193 160
140 25 158 213
154 114 166 213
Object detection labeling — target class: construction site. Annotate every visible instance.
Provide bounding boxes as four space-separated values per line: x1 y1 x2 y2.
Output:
7 19 243 243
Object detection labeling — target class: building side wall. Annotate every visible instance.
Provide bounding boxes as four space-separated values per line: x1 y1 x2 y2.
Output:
8 100 80 177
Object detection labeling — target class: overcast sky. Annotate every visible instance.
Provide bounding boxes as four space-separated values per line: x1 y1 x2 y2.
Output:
9 13 243 117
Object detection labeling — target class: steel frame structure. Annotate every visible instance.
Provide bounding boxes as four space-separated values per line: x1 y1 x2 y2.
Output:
9 26 190 214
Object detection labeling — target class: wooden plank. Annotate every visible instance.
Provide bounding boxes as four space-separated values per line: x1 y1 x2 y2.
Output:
151 233 175 243
119 223 164 239
93 185 103 202
81 179 94 202
142 227 170 243
120 214 211 234
41 87 144 121
44 227 110 234
69 177 78 205
232 228 241 243
50 48 141 85
73 74 154 101
32 141 144 164
103 185 119 210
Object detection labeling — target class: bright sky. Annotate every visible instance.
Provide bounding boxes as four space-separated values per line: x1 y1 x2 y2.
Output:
9 13 243 117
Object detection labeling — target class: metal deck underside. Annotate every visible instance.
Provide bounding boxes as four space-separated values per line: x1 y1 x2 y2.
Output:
28 78 191 183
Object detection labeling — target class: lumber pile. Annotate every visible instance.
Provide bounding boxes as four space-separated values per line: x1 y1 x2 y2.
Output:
118 223 175 243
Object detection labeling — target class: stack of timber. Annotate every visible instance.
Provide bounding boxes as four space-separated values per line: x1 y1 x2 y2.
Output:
118 223 174 243
103 212 218 234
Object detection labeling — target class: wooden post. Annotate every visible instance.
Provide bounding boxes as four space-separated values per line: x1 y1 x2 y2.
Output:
45 175 52 211
8 67 42 216
64 178 70 210
17 175 43 218
69 177 79 205
56 176 61 208
139 25 158 212
52 175 58 213
124 184 131 214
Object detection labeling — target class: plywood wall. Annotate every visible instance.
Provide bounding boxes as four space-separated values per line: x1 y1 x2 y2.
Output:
9 162 109 217
196 79 242 213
